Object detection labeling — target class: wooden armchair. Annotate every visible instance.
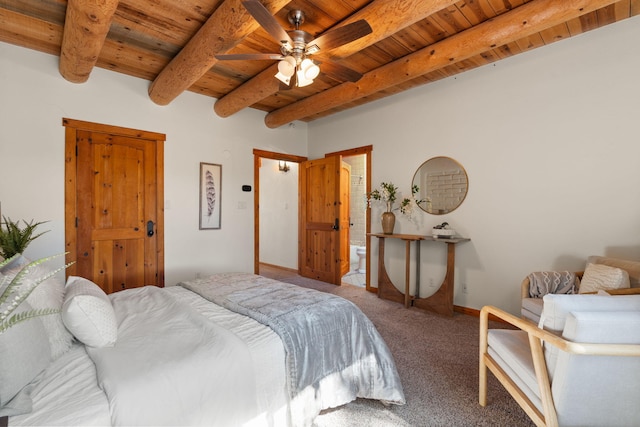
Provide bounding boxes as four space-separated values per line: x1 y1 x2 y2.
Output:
521 256 640 323
480 294 640 427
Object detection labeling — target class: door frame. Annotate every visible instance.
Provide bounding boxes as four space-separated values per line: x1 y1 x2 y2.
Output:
324 145 373 292
253 149 307 274
63 118 165 286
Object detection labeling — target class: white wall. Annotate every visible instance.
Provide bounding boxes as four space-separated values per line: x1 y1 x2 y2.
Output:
259 159 298 269
0 42 307 287
3 15 639 315
308 15 640 314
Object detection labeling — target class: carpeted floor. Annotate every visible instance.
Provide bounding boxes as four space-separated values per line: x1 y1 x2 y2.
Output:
260 265 535 427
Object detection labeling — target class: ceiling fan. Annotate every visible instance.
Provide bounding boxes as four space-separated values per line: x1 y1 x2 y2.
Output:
215 0 372 87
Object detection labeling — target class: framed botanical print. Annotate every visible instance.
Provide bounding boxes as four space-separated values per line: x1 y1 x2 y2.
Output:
199 162 221 229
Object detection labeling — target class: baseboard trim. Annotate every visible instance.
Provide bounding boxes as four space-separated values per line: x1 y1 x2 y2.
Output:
259 262 298 274
455 305 510 324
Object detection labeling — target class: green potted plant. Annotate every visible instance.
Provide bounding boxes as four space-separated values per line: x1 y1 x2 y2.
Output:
368 183 426 234
0 216 49 259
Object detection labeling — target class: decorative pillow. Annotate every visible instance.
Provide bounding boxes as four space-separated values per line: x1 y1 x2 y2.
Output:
578 263 630 294
1 256 73 360
62 276 118 347
0 254 30 273
0 300 51 416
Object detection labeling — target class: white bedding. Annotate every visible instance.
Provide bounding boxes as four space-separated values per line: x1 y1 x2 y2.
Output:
89 286 286 426
9 276 404 426
11 285 288 427
9 344 110 426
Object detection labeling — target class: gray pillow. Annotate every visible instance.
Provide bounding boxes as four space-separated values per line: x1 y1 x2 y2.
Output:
0 254 30 273
0 301 52 416
2 257 74 359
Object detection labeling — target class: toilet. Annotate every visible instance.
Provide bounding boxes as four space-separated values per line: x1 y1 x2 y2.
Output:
356 246 366 273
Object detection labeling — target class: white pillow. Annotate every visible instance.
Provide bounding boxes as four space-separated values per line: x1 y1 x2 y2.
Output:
578 263 630 294
62 276 117 347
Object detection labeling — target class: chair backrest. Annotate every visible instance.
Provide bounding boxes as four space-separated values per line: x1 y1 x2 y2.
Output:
587 256 640 288
551 311 640 426
540 294 640 376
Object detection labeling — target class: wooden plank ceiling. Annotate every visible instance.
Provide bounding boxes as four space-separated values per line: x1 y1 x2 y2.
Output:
1 0 638 128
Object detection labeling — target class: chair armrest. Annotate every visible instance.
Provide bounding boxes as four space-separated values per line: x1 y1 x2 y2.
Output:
603 288 640 295
574 287 640 295
521 277 531 300
480 305 640 357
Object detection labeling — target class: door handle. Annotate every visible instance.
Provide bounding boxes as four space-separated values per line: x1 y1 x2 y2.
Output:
332 218 339 231
147 220 155 237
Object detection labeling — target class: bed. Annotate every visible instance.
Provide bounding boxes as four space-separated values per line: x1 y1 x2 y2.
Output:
0 262 405 427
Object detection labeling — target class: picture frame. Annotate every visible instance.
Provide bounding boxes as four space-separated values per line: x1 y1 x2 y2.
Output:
199 162 222 230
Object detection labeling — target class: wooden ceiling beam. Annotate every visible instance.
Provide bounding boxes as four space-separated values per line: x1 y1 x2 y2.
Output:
148 0 292 106
264 0 620 128
213 0 459 118
59 0 119 83
0 9 62 55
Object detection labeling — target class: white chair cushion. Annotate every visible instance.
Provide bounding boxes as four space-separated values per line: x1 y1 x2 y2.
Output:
62 276 117 348
521 298 543 324
540 294 640 377
552 311 640 426
487 330 542 411
540 294 640 334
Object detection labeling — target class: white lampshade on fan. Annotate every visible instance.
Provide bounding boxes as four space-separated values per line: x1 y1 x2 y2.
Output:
295 58 320 87
275 56 296 84
275 56 320 87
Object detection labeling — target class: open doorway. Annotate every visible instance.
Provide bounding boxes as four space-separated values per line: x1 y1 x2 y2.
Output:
324 145 373 292
253 149 307 274
341 154 367 287
254 146 373 293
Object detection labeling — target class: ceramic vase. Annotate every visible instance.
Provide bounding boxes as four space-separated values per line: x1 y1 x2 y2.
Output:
381 211 395 234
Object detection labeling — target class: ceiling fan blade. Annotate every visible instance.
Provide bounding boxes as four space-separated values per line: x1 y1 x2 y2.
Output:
307 20 372 53
215 53 283 61
242 0 293 46
317 60 363 83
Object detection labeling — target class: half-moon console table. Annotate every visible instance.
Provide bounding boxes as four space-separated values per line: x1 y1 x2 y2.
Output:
369 233 470 316
368 233 424 308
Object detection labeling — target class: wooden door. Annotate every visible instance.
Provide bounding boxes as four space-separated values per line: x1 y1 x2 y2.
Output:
298 156 349 285
64 118 165 294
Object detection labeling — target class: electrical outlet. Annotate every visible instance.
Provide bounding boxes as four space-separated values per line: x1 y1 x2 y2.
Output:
429 278 435 287
195 272 202 279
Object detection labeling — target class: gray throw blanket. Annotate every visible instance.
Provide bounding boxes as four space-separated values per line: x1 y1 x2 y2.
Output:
528 271 577 298
178 273 405 405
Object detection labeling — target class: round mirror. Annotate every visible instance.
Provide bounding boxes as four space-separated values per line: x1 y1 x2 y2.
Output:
412 156 468 215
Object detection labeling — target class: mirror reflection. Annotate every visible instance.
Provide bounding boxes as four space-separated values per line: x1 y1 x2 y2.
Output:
412 156 468 215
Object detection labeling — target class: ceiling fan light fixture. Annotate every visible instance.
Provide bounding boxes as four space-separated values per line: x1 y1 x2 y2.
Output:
296 69 314 87
277 56 296 76
300 59 320 80
217 3 371 91
275 71 292 85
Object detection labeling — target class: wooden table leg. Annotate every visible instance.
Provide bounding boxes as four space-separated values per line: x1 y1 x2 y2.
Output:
376 237 405 304
415 240 421 299
413 242 456 316
404 240 411 308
